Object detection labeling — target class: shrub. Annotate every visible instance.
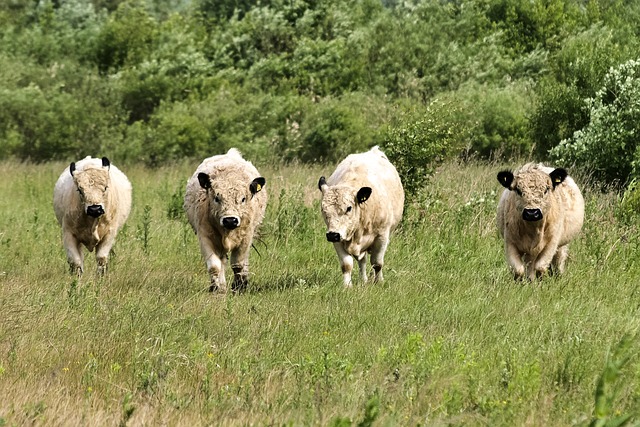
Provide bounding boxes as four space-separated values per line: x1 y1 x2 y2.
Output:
94 0 158 73
0 69 126 161
615 179 640 225
277 92 391 163
530 24 636 157
455 82 534 159
380 97 471 198
550 59 640 185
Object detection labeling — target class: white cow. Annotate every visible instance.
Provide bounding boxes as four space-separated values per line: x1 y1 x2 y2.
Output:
318 146 404 286
497 163 584 280
53 156 132 276
184 149 267 293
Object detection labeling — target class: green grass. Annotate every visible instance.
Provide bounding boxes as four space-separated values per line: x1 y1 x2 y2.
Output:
1 160 640 426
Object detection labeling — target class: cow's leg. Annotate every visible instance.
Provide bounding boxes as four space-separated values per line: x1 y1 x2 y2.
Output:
63 231 84 277
532 241 560 280
333 243 353 287
550 244 569 276
230 243 250 293
95 233 116 276
370 233 390 283
357 253 368 283
505 241 525 280
199 235 226 293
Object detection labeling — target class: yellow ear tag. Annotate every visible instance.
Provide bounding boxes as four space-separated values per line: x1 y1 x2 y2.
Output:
256 184 262 191
554 177 561 184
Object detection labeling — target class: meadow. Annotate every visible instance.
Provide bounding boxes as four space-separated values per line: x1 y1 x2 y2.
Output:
1 159 640 426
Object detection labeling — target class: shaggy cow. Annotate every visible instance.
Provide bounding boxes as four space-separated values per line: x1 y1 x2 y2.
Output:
53 156 132 276
184 149 267 293
497 163 584 281
318 146 404 286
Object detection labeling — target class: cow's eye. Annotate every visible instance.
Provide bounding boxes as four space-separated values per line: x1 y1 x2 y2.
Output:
515 188 522 196
241 196 246 203
77 188 84 197
346 206 352 213
544 187 550 194
214 195 221 203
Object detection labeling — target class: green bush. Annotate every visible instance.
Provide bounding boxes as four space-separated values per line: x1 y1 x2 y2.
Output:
0 69 126 161
380 97 471 198
454 82 533 159
530 24 636 157
94 0 158 73
280 92 390 163
615 179 640 225
128 87 305 166
550 58 640 185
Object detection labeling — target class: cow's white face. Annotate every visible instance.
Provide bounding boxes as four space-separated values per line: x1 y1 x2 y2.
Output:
71 159 111 218
198 172 265 231
498 166 567 222
318 177 371 242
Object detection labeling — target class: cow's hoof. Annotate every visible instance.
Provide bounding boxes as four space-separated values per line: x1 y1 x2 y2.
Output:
231 279 248 293
209 284 227 294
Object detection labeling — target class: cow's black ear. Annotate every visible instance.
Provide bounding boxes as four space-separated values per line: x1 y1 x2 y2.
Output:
318 176 327 192
69 162 76 176
497 171 514 189
198 172 212 189
101 157 110 168
549 168 568 188
356 187 372 204
250 177 266 194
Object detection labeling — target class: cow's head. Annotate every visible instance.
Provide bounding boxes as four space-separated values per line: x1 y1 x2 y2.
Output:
497 165 567 222
318 176 372 242
70 157 111 218
198 171 265 231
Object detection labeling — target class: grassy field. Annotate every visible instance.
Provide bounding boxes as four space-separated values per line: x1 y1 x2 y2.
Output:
1 159 640 426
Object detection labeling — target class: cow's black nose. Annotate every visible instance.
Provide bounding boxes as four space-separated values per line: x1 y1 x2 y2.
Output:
222 217 239 230
86 205 104 218
522 208 542 222
326 232 341 242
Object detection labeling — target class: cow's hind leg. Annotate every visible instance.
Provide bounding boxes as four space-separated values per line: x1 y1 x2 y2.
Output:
370 232 390 283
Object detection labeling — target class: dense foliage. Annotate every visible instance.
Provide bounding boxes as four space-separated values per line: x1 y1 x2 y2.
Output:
2 0 640 188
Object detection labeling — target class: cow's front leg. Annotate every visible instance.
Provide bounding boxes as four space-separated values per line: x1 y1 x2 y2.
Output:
357 253 368 283
333 243 353 287
95 232 116 276
199 235 226 293
370 232 390 283
505 240 525 280
63 231 84 277
230 243 250 293
551 244 569 275
532 240 560 281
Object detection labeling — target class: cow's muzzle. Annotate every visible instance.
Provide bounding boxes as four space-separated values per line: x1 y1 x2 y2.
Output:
222 216 240 230
86 205 105 218
522 208 542 222
326 232 341 242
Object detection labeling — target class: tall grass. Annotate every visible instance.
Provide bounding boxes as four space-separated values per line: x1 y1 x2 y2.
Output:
1 159 639 426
